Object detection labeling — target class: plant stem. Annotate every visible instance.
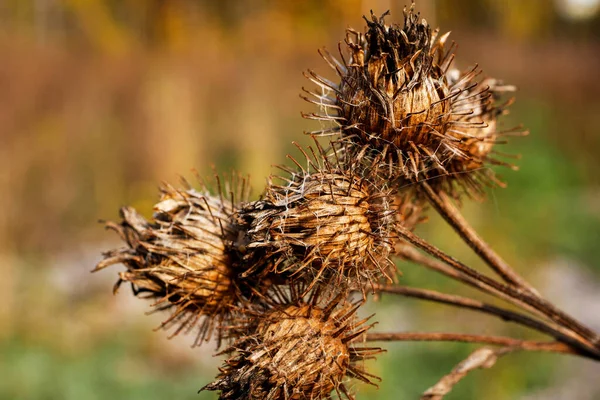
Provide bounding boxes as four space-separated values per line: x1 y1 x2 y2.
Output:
365 332 586 357
420 347 515 400
395 245 600 360
373 284 589 352
396 244 546 319
395 225 600 349
419 181 536 294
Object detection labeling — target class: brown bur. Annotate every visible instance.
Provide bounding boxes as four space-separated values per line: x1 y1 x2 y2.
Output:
234 143 398 293
441 70 521 197
94 181 250 346
303 6 522 198
203 289 382 399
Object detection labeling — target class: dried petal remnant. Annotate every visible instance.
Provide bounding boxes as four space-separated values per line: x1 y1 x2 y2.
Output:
204 290 381 399
95 183 245 345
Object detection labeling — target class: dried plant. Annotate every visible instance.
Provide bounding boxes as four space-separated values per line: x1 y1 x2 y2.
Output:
203 285 381 399
94 176 263 346
303 7 524 198
235 141 397 292
94 3 600 399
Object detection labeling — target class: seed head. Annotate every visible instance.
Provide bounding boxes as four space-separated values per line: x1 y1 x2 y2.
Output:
235 142 397 292
442 70 519 195
203 287 381 399
303 5 521 197
94 178 253 346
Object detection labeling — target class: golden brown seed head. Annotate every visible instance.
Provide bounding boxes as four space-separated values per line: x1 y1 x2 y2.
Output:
203 290 381 399
236 145 397 290
255 304 350 396
339 10 451 151
95 183 244 346
304 6 520 197
435 70 518 196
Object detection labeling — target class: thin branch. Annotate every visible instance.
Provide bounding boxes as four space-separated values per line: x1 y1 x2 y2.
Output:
420 347 514 400
395 224 600 350
419 181 537 294
396 244 545 318
395 245 600 358
373 284 590 353
365 332 581 356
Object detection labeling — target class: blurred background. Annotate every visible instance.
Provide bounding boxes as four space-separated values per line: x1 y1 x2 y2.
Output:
1 0 600 399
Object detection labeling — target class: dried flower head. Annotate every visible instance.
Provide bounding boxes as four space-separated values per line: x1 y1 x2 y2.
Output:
441 69 519 195
235 142 397 292
94 177 253 346
303 5 521 197
203 286 382 399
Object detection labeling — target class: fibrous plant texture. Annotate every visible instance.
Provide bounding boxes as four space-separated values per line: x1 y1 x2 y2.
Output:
203 287 381 399
303 7 521 197
235 142 397 292
442 71 518 194
94 178 256 346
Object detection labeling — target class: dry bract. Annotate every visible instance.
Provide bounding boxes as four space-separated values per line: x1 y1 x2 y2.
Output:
236 145 397 291
303 6 519 197
203 289 382 399
94 183 245 346
442 70 518 195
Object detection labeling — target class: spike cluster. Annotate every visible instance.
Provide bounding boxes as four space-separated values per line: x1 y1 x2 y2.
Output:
96 147 390 397
235 143 397 292
303 7 522 197
94 179 258 346
441 72 518 194
203 287 382 399
95 4 524 399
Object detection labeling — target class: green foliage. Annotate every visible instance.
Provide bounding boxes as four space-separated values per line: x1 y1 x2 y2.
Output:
0 338 214 400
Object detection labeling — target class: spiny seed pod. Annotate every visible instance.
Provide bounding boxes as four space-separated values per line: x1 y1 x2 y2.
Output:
303 6 521 197
94 177 254 346
442 69 520 195
235 142 397 292
203 286 382 399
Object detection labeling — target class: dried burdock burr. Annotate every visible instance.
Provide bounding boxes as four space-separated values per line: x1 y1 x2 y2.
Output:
94 177 257 346
203 285 382 399
235 141 397 292
303 5 521 197
441 69 519 195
